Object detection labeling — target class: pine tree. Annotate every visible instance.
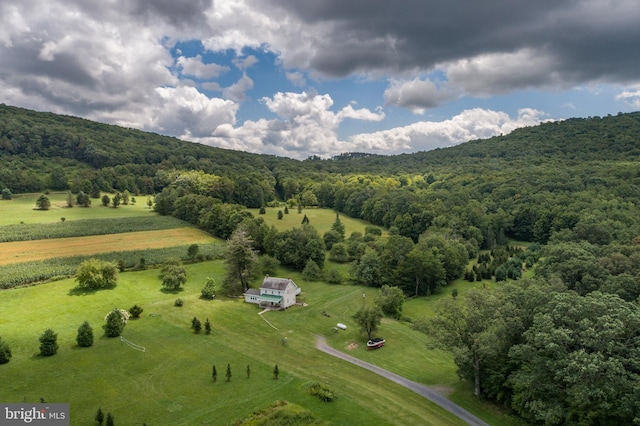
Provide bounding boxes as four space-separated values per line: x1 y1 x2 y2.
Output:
95 407 104 425
39 328 58 356
76 321 94 347
106 412 114 426
191 317 202 333
104 309 125 337
273 364 279 380
246 364 250 379
226 363 232 382
204 318 211 334
212 365 217 382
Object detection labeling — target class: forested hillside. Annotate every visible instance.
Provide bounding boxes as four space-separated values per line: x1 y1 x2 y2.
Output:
2 104 640 424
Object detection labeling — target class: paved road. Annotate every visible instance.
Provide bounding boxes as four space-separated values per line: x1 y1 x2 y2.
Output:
315 336 489 426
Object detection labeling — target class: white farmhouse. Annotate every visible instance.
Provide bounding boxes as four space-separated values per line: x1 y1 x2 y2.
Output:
244 275 301 310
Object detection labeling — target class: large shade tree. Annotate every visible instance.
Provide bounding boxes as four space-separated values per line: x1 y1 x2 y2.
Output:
223 230 257 295
509 291 640 425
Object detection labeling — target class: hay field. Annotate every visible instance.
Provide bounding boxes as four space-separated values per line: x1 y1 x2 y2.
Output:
0 227 215 265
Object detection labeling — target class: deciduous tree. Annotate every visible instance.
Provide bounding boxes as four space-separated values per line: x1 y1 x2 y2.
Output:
352 305 383 340
75 259 119 290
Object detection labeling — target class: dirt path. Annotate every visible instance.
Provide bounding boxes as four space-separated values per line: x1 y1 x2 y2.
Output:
315 336 489 426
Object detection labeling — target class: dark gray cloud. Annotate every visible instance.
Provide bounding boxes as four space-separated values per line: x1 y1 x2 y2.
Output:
127 0 213 28
264 0 640 87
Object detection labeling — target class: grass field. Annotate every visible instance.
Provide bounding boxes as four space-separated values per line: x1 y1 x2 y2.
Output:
0 192 154 226
247 207 385 237
0 228 216 265
0 262 519 425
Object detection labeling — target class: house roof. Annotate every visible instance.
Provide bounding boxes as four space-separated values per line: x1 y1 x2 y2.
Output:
260 276 298 291
244 288 260 295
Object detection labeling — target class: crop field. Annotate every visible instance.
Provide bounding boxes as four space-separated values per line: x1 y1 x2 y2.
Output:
0 228 216 265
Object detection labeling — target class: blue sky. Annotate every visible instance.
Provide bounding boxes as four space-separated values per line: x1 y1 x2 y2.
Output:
1 0 639 159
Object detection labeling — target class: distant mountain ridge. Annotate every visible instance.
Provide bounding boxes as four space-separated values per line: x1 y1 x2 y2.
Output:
2 103 639 171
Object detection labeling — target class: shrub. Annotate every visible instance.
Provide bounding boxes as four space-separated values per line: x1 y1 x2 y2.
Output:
39 328 58 356
0 336 12 364
76 321 94 347
174 298 183 307
129 304 143 318
1 188 12 200
304 382 336 402
324 269 343 284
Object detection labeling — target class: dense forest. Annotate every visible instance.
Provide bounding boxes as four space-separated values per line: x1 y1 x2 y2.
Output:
2 104 640 424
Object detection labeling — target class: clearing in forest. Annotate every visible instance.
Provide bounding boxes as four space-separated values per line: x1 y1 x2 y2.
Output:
0 227 216 265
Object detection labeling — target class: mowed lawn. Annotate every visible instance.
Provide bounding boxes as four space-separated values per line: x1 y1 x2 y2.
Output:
0 192 154 226
247 207 386 236
0 228 216 265
0 263 476 426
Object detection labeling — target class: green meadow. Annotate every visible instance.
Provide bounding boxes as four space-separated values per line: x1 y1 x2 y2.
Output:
0 198 518 425
247 207 386 237
0 192 154 226
0 264 518 425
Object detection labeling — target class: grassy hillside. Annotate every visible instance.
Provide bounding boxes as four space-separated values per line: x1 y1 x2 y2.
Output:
0 262 517 425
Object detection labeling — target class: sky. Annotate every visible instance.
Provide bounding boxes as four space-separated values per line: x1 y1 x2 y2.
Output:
1 1 639 160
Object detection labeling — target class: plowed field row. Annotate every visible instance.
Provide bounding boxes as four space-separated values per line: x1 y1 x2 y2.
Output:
0 228 216 265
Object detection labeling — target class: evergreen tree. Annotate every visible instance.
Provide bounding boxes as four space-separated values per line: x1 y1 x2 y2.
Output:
204 318 211 334
226 363 232 382
95 407 104 425
35 194 51 210
301 214 309 225
277 210 283 220
246 364 250 379
212 365 217 382
106 412 114 426
201 278 216 300
76 321 94 347
39 328 58 356
331 213 346 239
273 364 279 380
66 191 74 208
0 336 12 364
101 194 110 206
104 309 125 337
191 317 202 333
284 206 289 214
